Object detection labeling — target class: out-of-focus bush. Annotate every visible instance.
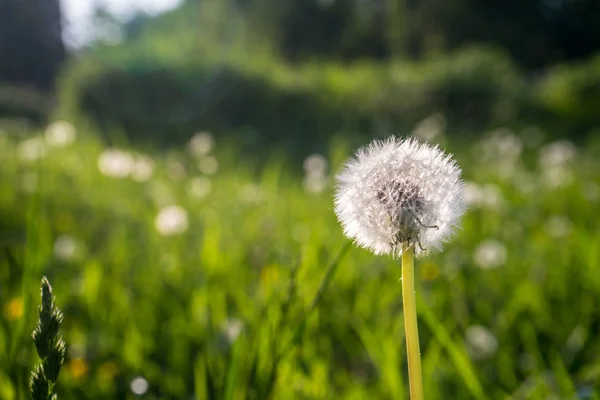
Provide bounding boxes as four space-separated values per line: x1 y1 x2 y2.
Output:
58 47 526 151
0 84 51 126
532 55 600 136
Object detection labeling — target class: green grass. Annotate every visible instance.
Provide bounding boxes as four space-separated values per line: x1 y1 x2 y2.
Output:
1 125 600 399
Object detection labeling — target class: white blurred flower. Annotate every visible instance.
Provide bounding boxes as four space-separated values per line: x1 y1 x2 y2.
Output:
541 166 573 189
240 183 262 204
130 376 149 395
334 137 465 256
303 174 328 194
465 183 503 209
478 129 522 180
463 182 482 207
480 128 523 160
188 131 214 157
538 140 576 169
189 177 212 199
53 235 80 261
566 325 586 353
465 325 498 360
303 153 328 177
131 154 154 182
97 149 135 178
224 319 243 343
480 185 503 209
18 137 47 162
167 159 186 181
412 113 446 142
198 156 218 175
473 239 506 269
45 120 76 147
154 205 189 236
545 215 571 238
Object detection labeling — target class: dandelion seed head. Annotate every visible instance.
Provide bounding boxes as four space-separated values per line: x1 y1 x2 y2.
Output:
18 137 47 162
53 235 80 261
224 319 243 343
303 174 328 194
167 159 186 181
198 156 218 175
130 376 149 395
154 205 189 236
412 113 446 142
188 131 214 157
131 155 154 182
45 121 76 147
303 153 328 176
189 177 212 199
334 137 465 256
473 239 506 269
538 140 576 169
97 149 135 178
465 325 498 360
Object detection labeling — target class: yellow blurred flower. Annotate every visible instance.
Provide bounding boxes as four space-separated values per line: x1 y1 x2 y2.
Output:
67 358 89 379
3 297 23 321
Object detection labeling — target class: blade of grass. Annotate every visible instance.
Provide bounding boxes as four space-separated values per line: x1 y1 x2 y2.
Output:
281 241 351 356
416 292 487 400
11 169 46 362
549 352 576 397
262 242 351 398
224 339 242 400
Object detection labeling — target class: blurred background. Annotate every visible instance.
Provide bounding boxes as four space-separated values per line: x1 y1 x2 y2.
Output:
1 0 600 399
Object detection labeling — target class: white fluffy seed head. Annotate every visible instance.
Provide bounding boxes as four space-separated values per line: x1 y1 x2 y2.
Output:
334 136 465 257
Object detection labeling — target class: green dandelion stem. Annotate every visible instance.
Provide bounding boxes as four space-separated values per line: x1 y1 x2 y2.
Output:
402 245 424 400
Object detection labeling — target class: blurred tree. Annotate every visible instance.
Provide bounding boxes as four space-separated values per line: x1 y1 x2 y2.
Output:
0 0 66 90
277 0 388 60
239 0 600 67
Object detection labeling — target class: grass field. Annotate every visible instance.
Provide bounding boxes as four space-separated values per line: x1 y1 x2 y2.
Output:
1 121 600 399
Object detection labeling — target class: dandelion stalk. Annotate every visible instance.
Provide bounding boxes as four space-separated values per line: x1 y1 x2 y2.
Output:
402 245 423 400
30 276 66 400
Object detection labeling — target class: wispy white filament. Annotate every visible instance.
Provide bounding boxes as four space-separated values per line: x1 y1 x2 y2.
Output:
334 137 465 256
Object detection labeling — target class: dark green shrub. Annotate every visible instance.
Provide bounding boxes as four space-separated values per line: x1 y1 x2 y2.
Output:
58 47 547 153
533 55 600 136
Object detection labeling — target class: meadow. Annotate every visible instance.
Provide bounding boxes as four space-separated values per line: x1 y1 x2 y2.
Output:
1 118 600 399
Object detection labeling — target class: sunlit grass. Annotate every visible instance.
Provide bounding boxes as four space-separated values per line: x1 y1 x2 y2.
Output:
0 125 600 399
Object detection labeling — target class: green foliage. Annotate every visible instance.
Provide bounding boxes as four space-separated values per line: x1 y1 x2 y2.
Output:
0 84 50 126
533 55 600 135
1 123 600 398
57 47 526 155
